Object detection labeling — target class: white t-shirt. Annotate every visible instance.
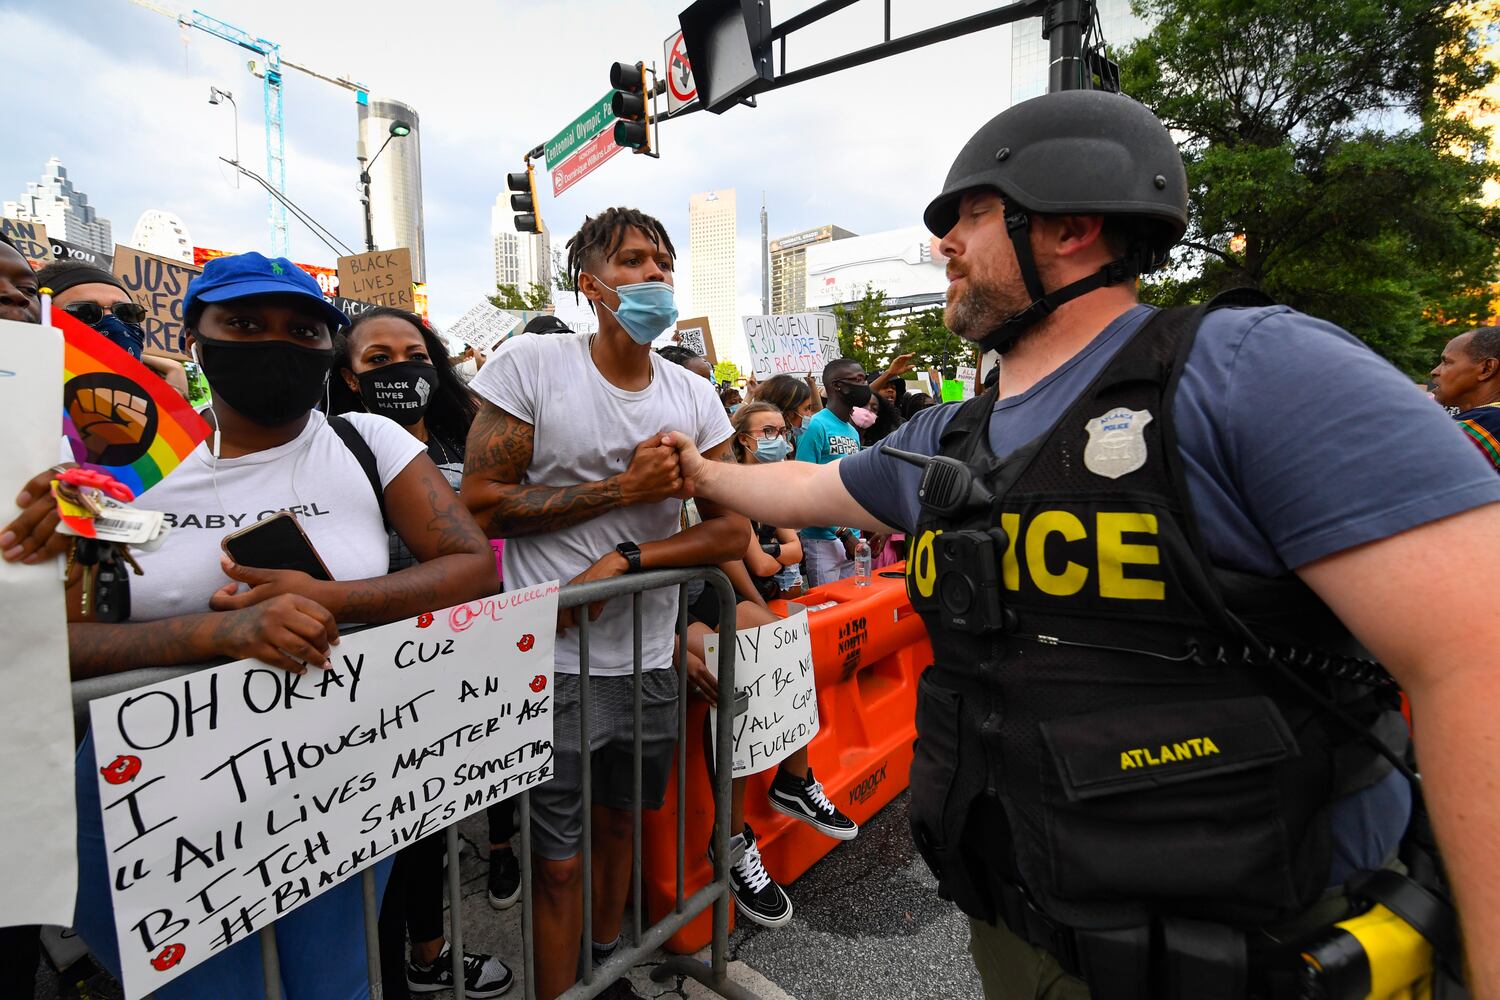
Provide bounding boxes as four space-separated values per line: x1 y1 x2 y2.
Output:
470 332 733 675
129 411 425 622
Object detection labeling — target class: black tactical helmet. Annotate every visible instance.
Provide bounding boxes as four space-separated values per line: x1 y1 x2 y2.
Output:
925 90 1187 266
925 90 1188 355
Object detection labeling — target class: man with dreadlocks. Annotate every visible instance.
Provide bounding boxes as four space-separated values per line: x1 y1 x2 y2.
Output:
462 206 748 999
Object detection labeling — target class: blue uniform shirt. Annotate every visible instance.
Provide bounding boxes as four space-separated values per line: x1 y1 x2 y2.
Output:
840 303 1500 883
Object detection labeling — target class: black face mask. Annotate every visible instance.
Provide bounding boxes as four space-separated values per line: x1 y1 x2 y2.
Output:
840 382 873 408
193 334 334 427
355 361 438 426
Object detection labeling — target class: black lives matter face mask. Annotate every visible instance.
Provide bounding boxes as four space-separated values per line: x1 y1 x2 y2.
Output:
355 361 438 426
193 334 334 427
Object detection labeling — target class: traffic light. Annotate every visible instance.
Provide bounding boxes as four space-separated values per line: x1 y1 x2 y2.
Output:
507 163 540 234
609 61 651 154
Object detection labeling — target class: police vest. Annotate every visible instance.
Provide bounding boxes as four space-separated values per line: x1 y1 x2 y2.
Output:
904 299 1406 934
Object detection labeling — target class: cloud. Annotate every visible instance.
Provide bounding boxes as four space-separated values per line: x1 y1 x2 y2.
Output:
1 0 1022 329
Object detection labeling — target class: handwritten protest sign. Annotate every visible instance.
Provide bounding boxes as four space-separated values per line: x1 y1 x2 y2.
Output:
742 313 841 377
338 248 414 310
113 246 202 360
2 217 52 268
91 584 560 997
445 300 523 352
703 611 819 776
0 319 76 926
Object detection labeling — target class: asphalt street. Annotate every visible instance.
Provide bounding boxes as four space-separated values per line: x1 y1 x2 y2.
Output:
35 789 980 1000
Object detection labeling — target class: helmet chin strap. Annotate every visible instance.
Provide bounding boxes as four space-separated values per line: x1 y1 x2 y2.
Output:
978 206 1139 356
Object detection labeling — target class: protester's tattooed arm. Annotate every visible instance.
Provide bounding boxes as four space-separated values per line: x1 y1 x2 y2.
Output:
461 402 677 538
69 593 341 678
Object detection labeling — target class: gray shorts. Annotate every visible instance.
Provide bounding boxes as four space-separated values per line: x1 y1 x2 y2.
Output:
530 669 680 860
804 537 855 588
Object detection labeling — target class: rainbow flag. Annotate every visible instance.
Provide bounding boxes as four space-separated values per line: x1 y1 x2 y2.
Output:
56 311 211 495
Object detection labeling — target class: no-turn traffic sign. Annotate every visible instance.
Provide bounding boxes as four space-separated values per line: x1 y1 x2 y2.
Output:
664 30 697 113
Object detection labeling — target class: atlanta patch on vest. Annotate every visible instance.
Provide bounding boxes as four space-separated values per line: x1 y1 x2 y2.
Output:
1083 407 1153 479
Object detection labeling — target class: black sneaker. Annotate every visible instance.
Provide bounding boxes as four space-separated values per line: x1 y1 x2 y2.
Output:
716 825 793 928
407 944 514 998
768 767 859 840
488 845 520 910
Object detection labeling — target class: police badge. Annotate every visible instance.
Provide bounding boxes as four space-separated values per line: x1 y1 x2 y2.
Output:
1083 407 1153 479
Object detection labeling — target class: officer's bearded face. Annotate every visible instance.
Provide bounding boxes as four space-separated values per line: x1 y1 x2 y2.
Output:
941 191 1031 343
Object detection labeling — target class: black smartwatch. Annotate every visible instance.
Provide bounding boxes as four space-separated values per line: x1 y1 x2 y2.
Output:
615 540 642 572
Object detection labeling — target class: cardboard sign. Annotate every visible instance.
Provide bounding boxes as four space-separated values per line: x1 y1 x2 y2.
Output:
445 300 523 353
112 246 203 360
0 318 76 927
51 237 113 271
337 249 414 310
703 611 819 775
674 316 716 362
742 313 840 377
91 585 560 998
2 217 52 268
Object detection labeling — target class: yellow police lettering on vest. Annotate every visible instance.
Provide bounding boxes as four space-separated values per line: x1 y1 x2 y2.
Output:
907 529 942 599
1097 512 1165 600
907 510 1165 603
1118 736 1221 770
1026 511 1089 596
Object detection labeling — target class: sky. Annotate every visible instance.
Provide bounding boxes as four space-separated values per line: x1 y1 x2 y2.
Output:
0 0 1024 343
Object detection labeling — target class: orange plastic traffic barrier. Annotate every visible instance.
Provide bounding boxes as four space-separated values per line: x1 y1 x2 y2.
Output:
642 563 933 952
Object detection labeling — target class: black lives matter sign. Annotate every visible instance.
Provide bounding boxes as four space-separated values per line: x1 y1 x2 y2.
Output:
90 586 559 997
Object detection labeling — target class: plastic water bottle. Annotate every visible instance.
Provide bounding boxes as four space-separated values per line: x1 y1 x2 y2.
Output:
854 536 872 586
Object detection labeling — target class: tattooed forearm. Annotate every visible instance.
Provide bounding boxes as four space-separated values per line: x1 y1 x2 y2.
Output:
481 479 625 538
69 615 223 679
425 482 490 557
462 401 627 538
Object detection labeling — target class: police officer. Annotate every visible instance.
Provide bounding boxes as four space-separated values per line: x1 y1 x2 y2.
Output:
667 88 1500 998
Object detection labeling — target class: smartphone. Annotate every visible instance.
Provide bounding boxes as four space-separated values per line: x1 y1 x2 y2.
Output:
221 511 333 581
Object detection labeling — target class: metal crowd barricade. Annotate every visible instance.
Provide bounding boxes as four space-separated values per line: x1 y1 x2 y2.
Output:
68 566 760 1000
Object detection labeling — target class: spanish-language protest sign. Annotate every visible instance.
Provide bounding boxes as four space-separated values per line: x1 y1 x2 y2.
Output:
742 313 841 378
91 584 560 998
51 236 113 271
0 318 77 927
2 217 53 268
112 246 202 360
445 299 523 353
337 248 415 310
703 610 819 776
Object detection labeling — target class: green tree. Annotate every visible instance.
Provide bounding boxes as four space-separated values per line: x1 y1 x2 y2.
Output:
713 360 743 385
488 282 552 311
897 306 972 375
1119 0 1499 374
831 284 892 372
553 248 578 294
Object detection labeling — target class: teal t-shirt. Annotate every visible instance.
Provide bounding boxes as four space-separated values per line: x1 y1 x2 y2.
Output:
796 407 862 541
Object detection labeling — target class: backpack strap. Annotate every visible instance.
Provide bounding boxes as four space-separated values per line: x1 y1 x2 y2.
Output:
327 415 390 530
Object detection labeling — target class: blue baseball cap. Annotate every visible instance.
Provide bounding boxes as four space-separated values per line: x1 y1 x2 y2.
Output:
184 251 350 330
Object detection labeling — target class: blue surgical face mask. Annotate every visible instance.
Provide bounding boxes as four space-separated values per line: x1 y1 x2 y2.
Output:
754 437 791 463
590 275 679 345
94 314 146 360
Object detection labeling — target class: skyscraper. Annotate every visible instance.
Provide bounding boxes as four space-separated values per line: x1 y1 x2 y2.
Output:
129 210 193 263
359 97 427 282
688 189 739 366
769 225 855 314
490 194 552 304
5 157 112 254
1009 0 1149 105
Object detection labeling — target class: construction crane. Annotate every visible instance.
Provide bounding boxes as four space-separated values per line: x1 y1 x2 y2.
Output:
129 1 368 256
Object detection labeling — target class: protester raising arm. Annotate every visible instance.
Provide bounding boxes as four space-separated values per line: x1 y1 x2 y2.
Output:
462 401 685 538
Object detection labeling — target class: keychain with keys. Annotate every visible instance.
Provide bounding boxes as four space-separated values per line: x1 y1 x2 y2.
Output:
73 538 103 619
93 546 133 623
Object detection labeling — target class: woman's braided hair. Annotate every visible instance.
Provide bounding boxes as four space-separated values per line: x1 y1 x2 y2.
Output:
566 207 677 309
